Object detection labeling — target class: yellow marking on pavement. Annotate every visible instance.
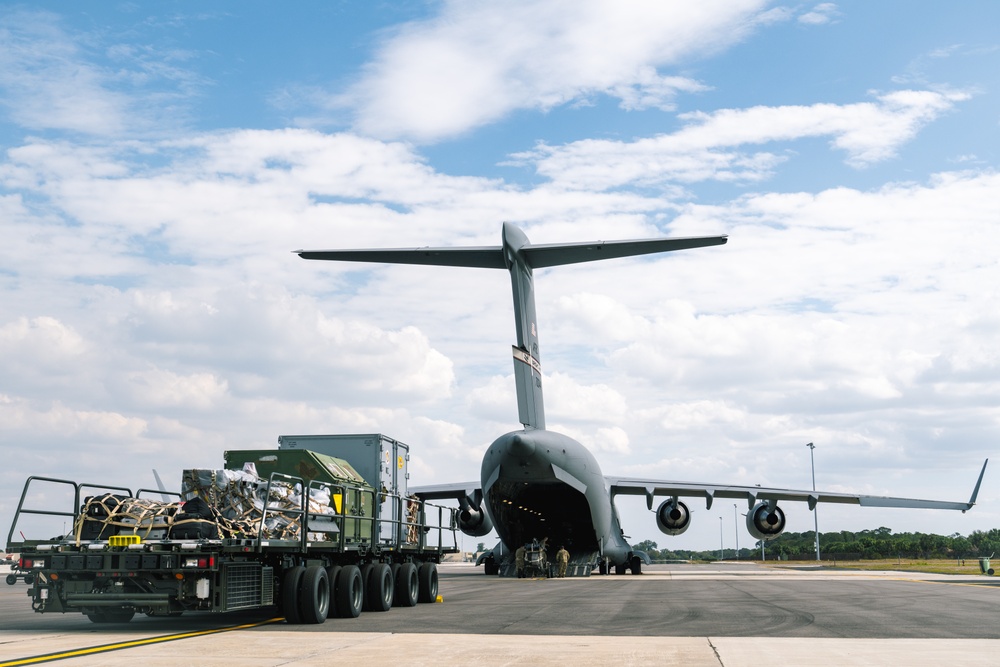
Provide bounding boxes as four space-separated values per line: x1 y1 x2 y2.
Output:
0 617 284 666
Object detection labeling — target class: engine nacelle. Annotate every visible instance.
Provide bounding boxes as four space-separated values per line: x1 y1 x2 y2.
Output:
655 499 691 536
746 502 786 541
457 505 494 537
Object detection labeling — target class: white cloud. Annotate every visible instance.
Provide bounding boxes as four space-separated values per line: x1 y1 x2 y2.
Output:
0 11 205 137
121 368 229 410
513 90 971 189
545 371 629 425
798 3 840 25
339 0 773 141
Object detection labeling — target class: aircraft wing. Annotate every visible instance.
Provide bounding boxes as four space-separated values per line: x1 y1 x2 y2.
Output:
607 458 988 513
410 482 482 502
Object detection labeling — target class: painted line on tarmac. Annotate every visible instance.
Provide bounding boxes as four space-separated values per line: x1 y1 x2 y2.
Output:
0 617 284 667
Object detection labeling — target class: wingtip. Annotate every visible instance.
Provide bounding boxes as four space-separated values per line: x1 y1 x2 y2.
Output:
968 458 989 507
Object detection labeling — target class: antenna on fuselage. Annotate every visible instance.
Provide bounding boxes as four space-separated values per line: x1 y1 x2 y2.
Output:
296 222 727 430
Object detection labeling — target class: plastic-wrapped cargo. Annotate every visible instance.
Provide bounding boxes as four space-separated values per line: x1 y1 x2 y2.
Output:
182 462 333 542
221 449 377 544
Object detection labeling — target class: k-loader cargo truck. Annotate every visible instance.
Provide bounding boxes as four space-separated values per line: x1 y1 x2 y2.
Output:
6 434 459 625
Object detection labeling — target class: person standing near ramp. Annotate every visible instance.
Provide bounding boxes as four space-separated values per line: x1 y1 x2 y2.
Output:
556 546 570 577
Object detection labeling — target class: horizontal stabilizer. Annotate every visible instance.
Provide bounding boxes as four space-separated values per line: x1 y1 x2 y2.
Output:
296 247 506 269
296 233 727 271
522 235 727 268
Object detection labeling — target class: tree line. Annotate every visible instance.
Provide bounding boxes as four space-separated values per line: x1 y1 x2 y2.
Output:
633 527 1000 561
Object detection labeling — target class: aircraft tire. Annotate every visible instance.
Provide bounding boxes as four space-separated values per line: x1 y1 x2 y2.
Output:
282 565 305 624
417 563 438 603
395 562 419 607
630 556 642 575
299 565 330 624
615 562 627 575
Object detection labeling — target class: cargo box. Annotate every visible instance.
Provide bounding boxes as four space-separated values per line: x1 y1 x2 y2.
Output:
277 434 411 544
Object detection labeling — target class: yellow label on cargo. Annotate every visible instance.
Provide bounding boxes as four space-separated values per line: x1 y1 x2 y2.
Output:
110 535 142 546
333 493 343 514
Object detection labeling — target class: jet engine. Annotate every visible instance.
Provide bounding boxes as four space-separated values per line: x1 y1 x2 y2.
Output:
655 499 691 536
457 501 494 537
745 502 786 541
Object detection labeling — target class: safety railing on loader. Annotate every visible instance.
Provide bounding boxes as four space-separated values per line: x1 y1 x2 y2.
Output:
377 489 460 555
6 476 184 551
253 472 458 556
253 471 377 552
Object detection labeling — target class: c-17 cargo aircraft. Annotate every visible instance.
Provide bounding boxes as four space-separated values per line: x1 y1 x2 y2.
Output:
297 223 988 576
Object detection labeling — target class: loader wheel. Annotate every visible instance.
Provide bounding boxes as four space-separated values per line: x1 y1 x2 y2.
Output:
334 565 363 618
360 563 375 611
417 563 438 603
5 574 15 585
325 565 342 617
394 562 419 607
367 563 393 612
299 565 330 624
282 565 305 624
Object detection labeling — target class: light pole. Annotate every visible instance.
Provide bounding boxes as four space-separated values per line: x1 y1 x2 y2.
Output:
807 442 820 561
733 503 739 559
719 516 724 560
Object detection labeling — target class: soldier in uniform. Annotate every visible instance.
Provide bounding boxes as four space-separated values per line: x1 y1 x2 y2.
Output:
515 544 526 578
556 545 570 577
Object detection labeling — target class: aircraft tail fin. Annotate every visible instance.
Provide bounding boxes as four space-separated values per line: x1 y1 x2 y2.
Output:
152 469 171 503
297 223 727 431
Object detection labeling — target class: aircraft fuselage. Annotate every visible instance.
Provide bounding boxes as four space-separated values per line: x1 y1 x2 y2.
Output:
482 428 630 570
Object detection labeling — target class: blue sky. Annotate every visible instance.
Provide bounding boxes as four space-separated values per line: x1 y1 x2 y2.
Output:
2 1 999 553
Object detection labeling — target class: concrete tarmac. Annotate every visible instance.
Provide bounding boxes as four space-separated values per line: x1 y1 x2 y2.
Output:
2 562 999 666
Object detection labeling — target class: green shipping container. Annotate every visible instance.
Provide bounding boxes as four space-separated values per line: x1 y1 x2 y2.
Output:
224 449 376 544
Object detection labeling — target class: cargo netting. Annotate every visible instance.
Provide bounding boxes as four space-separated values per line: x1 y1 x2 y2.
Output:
72 464 341 544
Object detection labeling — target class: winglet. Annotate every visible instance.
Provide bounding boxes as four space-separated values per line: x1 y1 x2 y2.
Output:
966 458 989 511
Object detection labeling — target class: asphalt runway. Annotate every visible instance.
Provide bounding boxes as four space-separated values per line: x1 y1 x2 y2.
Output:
2 562 999 666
